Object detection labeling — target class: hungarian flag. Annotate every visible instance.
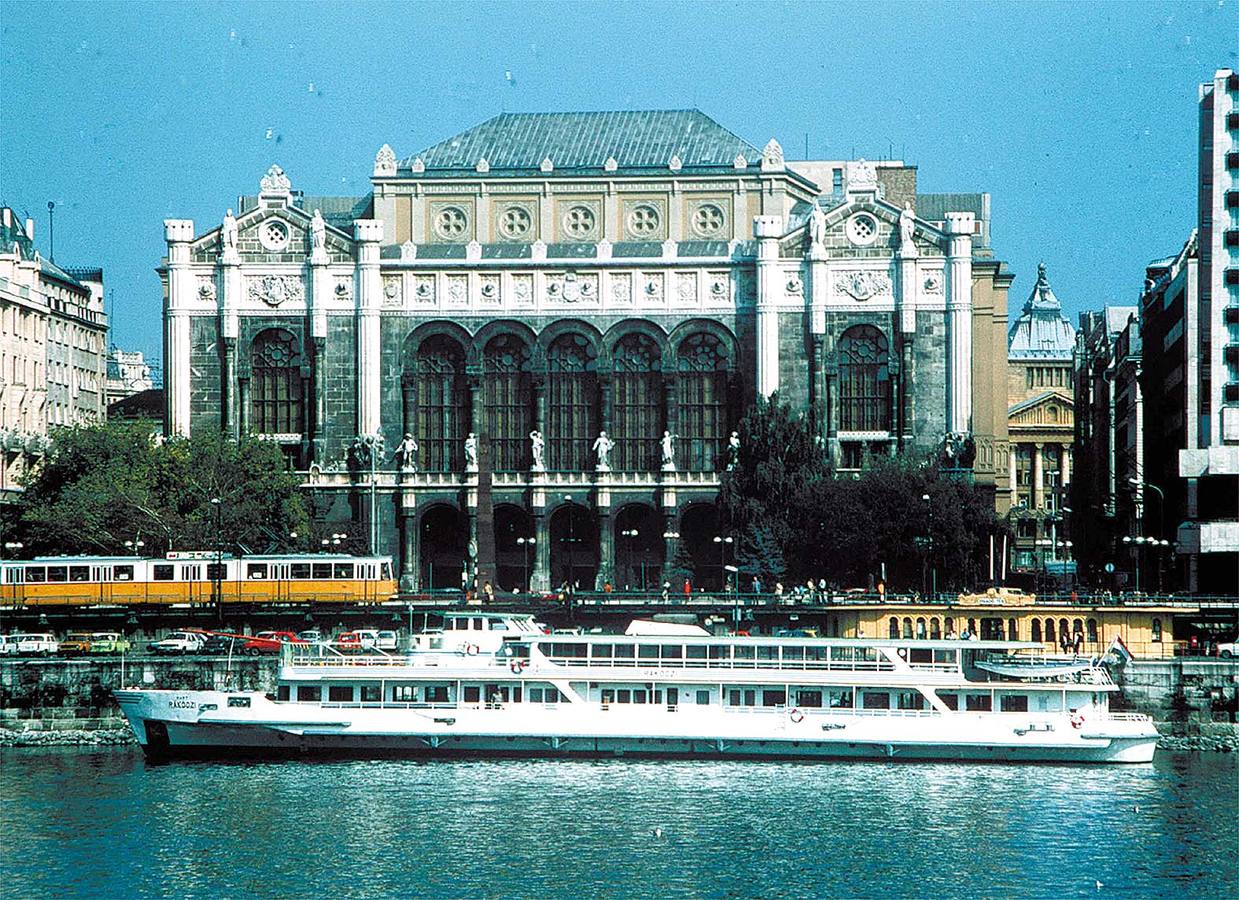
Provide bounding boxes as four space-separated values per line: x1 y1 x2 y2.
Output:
1105 635 1134 664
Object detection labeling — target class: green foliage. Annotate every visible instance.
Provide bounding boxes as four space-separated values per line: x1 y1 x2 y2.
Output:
720 397 1005 593
15 423 308 556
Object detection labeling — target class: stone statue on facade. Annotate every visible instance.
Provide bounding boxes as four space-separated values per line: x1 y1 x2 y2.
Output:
221 209 238 252
593 431 615 472
393 433 418 474
348 433 383 473
464 432 478 472
726 431 741 471
808 204 827 248
899 202 916 252
311 209 326 253
660 431 677 471
529 430 546 472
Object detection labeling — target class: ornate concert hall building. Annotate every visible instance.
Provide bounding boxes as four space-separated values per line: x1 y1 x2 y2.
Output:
160 110 1012 592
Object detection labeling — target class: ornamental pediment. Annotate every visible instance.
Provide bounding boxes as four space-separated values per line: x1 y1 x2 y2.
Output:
1008 391 1074 428
190 205 354 265
783 198 944 260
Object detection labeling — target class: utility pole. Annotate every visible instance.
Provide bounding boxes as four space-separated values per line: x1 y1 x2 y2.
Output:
47 201 55 262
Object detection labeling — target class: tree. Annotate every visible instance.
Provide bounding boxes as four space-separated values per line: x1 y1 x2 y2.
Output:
17 423 308 556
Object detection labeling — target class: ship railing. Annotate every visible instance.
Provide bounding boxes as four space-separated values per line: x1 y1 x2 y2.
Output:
538 656 900 673
1102 712 1152 722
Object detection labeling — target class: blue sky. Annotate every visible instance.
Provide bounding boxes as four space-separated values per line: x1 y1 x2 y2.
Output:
3 1 1236 373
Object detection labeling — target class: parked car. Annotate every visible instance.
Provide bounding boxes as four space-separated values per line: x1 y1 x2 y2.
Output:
241 631 305 655
1218 639 1238 659
337 629 379 651
59 632 95 655
8 633 59 656
375 630 399 652
297 629 324 644
0 636 14 656
148 631 208 655
199 634 244 655
88 632 131 654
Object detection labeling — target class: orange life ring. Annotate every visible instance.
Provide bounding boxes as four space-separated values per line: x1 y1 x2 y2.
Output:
465 643 479 656
509 659 527 674
789 707 804 724
1070 712 1084 730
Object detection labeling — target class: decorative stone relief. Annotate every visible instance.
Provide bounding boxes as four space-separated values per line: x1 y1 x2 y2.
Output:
579 272 599 302
669 154 682 171
845 213 879 247
246 274 304 308
374 144 397 177
834 270 892 302
624 201 664 240
561 203 599 241
334 278 353 302
546 274 564 301
512 274 533 305
258 218 290 251
475 157 490 173
260 164 292 195
197 277 216 302
785 273 803 295
540 157 554 173
846 159 879 193
708 272 730 301
610 273 632 305
479 274 501 304
761 138 785 171
382 275 402 306
413 274 436 304
446 275 468 305
643 273 664 301
497 204 533 240
400 240 418 261
676 272 697 304
433 205 469 241
690 202 726 237
922 271 944 294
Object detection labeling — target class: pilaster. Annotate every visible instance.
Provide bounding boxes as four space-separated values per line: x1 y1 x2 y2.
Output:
753 215 782 398
164 219 195 436
944 212 975 435
354 219 384 436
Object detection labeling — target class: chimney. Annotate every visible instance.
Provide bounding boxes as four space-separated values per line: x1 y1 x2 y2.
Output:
25 218 35 241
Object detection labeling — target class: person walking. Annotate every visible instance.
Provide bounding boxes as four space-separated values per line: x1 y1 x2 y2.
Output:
661 580 670 603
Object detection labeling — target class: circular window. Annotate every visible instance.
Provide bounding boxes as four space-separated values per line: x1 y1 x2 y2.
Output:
563 205 597 240
259 219 289 251
498 206 531 240
692 203 725 237
434 206 469 241
846 213 878 246
627 204 661 238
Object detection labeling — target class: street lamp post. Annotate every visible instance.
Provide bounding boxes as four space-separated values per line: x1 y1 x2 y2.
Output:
516 536 535 593
661 530 679 601
921 494 935 598
209 497 222 621
2 541 23 559
712 535 734 593
561 495 577 601
1120 535 1145 593
620 528 640 590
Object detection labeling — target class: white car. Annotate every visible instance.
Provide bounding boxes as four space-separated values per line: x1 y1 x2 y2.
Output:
375 630 399 652
1218 639 1237 659
148 631 207 655
0 636 15 656
9 633 59 655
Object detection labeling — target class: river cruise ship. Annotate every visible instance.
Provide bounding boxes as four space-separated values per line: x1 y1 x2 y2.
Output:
116 613 1158 763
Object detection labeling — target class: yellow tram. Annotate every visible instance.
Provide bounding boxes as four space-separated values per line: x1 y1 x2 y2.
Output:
0 552 397 608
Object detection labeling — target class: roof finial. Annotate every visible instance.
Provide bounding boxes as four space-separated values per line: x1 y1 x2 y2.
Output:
1037 261 1048 282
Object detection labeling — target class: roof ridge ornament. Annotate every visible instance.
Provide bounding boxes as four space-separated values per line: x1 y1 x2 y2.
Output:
476 157 490 173
845 159 879 197
260 164 292 197
761 138 784 172
669 154 682 172
374 144 397 177
604 156 618 172
540 156 554 173
733 153 748 169
411 157 426 174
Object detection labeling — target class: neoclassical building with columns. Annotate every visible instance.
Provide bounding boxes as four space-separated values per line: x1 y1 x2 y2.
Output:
161 110 1011 592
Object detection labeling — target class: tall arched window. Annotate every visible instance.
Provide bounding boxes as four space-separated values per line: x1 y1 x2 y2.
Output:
1031 619 1042 642
414 335 467 472
838 325 890 431
482 334 532 471
613 333 662 471
250 329 303 435
1044 618 1055 644
889 617 899 639
546 333 598 471
677 333 729 471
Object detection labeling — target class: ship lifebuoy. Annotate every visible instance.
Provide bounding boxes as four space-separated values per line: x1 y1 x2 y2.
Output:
1070 712 1085 730
510 659 527 674
789 707 804 724
464 643 479 656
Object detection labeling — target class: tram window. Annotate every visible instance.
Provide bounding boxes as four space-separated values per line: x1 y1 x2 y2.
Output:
661 645 683 660
205 564 226 581
965 694 992 712
638 645 659 660
291 563 311 578
152 564 173 581
3 567 20 585
47 566 67 583
381 562 392 580
591 644 613 660
69 566 90 582
296 686 321 702
312 563 332 579
360 685 381 703
328 686 353 703
939 694 958 710
247 564 268 580
463 686 481 703
613 644 635 660
762 689 786 707
528 687 543 703
334 563 354 579
1000 695 1028 712
26 567 46 583
862 692 891 710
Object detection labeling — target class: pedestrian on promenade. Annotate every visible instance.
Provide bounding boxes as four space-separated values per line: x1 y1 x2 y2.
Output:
683 579 692 600
661 580 670 603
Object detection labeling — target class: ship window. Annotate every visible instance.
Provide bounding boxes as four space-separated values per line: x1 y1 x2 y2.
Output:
831 646 854 663
291 563 311 578
277 685 290 701
744 690 756 706
616 690 631 704
686 645 707 660
1151 618 1162 642
392 685 417 702
964 694 992 712
708 645 729 660
733 646 755 666
312 563 332 579
1031 619 1042 642
762 690 786 707
613 644 635 660
1000 695 1028 712
633 691 647 704
939 693 958 710
697 690 711 705
328 686 352 703
933 649 957 665
296 686 321 702
472 619 484 631
25 566 46 583
360 685 380 703
661 645 683 660
334 563 355 579
1087 619 1098 642
862 692 890 709
153 564 174 581
795 690 822 708
463 686 481 703
423 686 446 703
47 566 68 583
728 689 741 706
528 687 543 703
591 644 613 660
782 647 804 666
854 647 878 663
827 689 853 708
756 646 778 661
897 692 925 710
888 617 899 638
635 644 658 660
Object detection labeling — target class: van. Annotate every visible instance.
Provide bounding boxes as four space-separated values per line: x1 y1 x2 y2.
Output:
11 633 59 655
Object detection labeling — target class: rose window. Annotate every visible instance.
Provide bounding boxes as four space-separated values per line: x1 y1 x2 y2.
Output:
563 206 596 239
498 207 531 239
628 205 660 237
846 213 878 246
434 207 469 240
259 219 289 251
692 204 725 236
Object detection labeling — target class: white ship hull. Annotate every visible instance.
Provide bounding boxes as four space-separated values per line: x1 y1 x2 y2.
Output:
115 689 1158 764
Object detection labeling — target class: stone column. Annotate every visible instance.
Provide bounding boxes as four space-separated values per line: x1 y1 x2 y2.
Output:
164 220 195 436
1060 444 1071 487
312 337 326 464
401 379 416 436
596 505 613 590
1033 443 1044 510
309 243 330 463
221 338 238 438
219 251 241 437
599 373 613 433
532 509 550 592
810 336 825 438
354 219 383 436
400 507 418 592
660 507 679 587
753 215 782 398
1009 442 1018 502
943 212 975 435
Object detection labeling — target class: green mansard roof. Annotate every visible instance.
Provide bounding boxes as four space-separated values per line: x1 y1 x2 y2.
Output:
405 110 762 176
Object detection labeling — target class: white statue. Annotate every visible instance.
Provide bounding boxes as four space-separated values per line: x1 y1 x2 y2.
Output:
726 431 740 471
899 202 915 250
464 432 478 472
660 431 677 470
393 433 418 473
529 430 545 472
808 204 827 247
311 209 326 252
593 431 614 471
221 209 238 251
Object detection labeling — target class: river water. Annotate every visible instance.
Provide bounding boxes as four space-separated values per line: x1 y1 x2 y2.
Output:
1 749 1235 898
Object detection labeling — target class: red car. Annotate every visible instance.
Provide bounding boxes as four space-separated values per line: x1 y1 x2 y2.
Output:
241 631 306 655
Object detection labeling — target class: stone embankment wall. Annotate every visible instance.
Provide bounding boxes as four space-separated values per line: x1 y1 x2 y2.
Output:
1 657 1236 750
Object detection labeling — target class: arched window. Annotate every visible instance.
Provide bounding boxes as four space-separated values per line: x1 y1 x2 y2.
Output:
677 333 729 471
482 334 532 472
413 335 466 472
613 333 662 471
546 333 598 471
250 329 303 435
1031 619 1042 642
902 617 913 639
1151 618 1162 642
916 617 926 638
1072 618 1083 636
1044 618 1055 644
1087 619 1098 642
889 617 899 639
944 617 954 636
1059 618 1069 641
1008 618 1018 641
929 618 941 640
838 325 890 432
